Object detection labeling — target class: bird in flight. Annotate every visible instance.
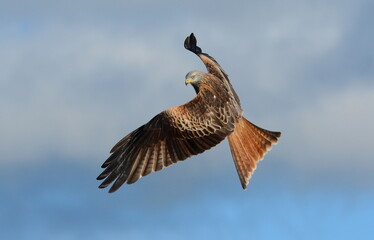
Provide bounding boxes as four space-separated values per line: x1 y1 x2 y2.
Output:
97 33 281 193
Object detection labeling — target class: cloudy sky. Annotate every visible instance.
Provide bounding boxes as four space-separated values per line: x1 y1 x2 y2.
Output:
1 0 373 239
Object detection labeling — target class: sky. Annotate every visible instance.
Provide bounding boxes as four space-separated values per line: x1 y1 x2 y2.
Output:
1 0 374 239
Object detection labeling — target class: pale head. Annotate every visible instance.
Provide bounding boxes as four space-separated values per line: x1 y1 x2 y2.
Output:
185 70 206 93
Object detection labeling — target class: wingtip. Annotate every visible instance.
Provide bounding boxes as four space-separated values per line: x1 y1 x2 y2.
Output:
184 32 202 54
108 186 118 193
97 181 118 193
96 175 104 180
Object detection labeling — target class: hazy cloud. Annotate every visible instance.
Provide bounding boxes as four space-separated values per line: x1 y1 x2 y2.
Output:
1 1 374 239
1 0 373 185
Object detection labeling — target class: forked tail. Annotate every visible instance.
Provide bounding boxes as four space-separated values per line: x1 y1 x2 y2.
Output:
227 117 281 189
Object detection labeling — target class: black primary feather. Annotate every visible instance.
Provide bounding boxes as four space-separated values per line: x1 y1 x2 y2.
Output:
184 33 202 54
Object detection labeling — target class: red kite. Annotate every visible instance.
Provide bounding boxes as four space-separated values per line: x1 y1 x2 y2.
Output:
97 33 281 193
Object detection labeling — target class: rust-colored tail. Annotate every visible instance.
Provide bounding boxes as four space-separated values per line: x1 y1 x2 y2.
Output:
228 117 281 189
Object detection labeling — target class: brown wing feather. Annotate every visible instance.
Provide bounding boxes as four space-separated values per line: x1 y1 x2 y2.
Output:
184 33 241 106
97 92 235 193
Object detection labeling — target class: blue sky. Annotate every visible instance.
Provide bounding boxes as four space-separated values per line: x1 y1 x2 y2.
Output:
1 0 373 239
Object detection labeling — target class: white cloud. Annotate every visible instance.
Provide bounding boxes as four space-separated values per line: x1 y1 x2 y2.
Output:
280 82 374 172
0 0 372 182
0 25 191 166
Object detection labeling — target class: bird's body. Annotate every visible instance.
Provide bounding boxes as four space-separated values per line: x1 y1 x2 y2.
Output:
97 33 281 193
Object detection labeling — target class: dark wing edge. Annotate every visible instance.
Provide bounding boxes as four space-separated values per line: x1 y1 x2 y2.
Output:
184 33 202 54
184 33 229 80
97 102 233 193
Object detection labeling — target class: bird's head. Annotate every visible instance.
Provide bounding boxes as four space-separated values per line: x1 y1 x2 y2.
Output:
185 70 205 93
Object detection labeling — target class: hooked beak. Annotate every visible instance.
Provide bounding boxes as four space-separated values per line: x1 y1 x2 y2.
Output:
185 78 193 86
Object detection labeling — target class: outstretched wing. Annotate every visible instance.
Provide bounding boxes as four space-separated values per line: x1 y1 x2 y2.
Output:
184 33 229 81
97 94 235 193
184 33 240 105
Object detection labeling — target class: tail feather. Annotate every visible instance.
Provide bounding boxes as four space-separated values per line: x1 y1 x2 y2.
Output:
228 117 281 189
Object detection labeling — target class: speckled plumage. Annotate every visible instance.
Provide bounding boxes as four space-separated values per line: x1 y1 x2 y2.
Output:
97 33 281 193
